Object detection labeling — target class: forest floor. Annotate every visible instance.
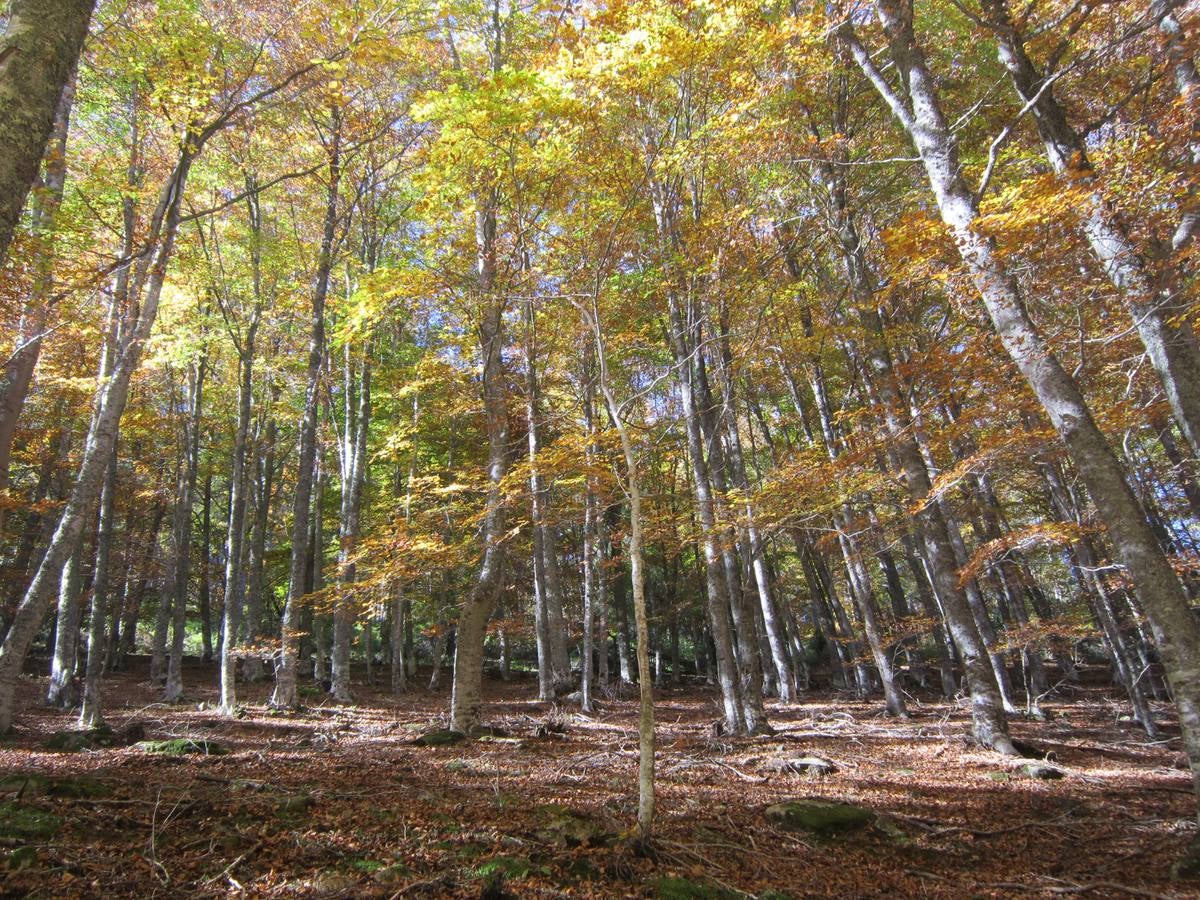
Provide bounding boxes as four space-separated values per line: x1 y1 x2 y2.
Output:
0 659 1197 898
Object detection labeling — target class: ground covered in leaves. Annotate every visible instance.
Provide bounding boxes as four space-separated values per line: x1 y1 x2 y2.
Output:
1 660 1197 898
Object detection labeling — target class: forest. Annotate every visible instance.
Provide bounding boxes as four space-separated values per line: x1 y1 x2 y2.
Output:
2 0 1200 895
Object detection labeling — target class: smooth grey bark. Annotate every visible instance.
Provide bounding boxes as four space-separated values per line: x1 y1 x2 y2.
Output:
217 190 262 713
578 292 655 839
390 586 409 694
666 290 745 734
164 356 206 703
46 546 84 708
449 185 509 732
197 473 213 663
580 346 599 712
273 114 340 709
1042 459 1158 735
0 69 77 497
1155 1 1200 251
0 0 94 266
242 400 277 682
525 298 570 697
331 339 370 703
78 448 117 727
653 192 744 731
846 0 1200 778
695 344 769 731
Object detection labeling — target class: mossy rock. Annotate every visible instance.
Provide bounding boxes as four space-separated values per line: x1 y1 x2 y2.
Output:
42 725 116 752
534 804 612 847
651 876 741 899
276 792 316 816
372 863 411 884
0 803 61 840
412 729 466 747
764 799 874 835
135 738 227 756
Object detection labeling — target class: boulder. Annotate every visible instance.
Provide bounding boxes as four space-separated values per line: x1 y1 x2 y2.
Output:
411 729 466 747
762 756 836 776
1020 763 1065 780
764 799 874 835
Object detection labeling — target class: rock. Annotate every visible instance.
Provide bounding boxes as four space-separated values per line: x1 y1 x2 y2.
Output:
762 756 836 776
534 804 612 847
275 793 316 816
42 725 115 752
412 729 466 747
1020 763 1065 780
0 803 61 840
986 771 1011 782
764 799 874 835
135 738 227 756
372 863 410 885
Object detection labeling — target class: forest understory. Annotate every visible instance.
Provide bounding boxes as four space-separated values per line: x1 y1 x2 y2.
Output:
1 660 1195 899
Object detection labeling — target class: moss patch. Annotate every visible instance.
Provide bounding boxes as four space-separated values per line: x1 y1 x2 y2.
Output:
0 804 61 840
135 738 227 755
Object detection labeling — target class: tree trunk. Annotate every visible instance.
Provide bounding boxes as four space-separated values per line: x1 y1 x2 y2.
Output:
0 0 95 265
78 449 118 727
218 270 260 711
449 186 509 733
198 472 213 664
46 546 84 708
0 68 77 496
332 338 370 704
272 114 340 708
164 356 206 703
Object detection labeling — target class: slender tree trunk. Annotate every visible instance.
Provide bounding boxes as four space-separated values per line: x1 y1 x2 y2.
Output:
46 546 84 707
164 357 206 703
331 340 370 703
242 406 275 683
78 449 118 727
581 297 655 840
273 114 340 709
218 314 259 712
449 186 509 733
198 472 213 663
